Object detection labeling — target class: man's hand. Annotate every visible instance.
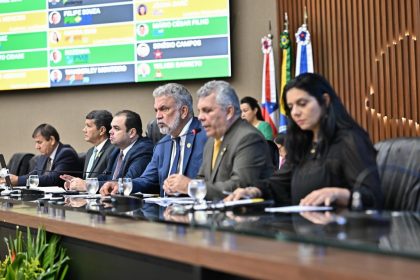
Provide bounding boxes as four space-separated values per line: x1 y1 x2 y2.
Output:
100 181 119 196
163 174 191 195
224 187 261 202
60 174 74 190
9 174 18 186
69 178 87 191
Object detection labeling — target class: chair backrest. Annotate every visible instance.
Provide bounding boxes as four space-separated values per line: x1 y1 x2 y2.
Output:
28 154 42 173
266 140 279 170
7 153 34 176
375 137 420 211
78 152 86 170
146 119 164 145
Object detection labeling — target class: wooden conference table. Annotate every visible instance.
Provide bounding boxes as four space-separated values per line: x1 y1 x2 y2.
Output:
0 194 419 279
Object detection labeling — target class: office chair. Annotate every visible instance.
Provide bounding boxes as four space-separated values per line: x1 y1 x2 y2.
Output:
78 152 86 169
266 140 280 171
7 153 34 176
375 137 420 211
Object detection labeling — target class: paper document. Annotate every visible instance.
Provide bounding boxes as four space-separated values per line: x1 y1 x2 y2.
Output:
265 205 333 213
63 194 102 199
133 192 159 198
144 197 195 207
12 186 66 194
192 198 265 210
29 186 67 194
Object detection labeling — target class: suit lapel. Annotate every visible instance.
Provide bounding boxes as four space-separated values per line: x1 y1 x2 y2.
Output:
209 119 241 182
51 143 63 170
210 141 227 182
182 130 195 174
162 138 173 177
84 148 93 174
39 157 48 173
121 139 138 176
91 140 109 171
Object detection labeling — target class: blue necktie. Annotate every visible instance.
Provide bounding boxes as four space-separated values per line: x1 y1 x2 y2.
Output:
169 137 181 175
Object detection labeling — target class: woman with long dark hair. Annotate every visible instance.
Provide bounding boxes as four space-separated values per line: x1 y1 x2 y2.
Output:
227 73 383 209
240 96 273 140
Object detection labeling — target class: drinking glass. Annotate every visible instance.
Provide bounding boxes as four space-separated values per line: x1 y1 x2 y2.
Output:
85 178 99 197
28 175 39 188
118 178 133 196
187 179 207 205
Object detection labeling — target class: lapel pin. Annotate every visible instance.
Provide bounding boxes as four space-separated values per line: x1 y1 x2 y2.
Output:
187 143 192 148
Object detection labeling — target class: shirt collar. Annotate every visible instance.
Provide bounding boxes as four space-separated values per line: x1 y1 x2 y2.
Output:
172 117 193 140
95 138 108 153
49 144 59 161
121 139 137 159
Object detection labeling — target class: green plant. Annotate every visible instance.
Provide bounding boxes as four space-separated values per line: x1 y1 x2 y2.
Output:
0 226 69 280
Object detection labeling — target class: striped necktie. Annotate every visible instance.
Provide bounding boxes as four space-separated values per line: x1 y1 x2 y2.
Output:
112 150 124 180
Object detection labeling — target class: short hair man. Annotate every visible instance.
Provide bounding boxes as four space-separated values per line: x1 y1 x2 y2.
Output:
100 83 207 196
8 124 82 187
61 110 115 188
66 110 153 191
164 80 273 199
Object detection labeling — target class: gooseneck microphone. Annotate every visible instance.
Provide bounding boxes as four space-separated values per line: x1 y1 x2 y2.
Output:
32 169 112 177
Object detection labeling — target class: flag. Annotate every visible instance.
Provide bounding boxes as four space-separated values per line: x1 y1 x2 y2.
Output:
261 35 278 136
295 22 314 75
279 15 292 133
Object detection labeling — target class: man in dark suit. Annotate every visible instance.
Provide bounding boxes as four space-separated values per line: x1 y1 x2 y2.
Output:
8 124 82 187
66 110 153 191
60 110 115 188
164 81 273 200
100 83 207 196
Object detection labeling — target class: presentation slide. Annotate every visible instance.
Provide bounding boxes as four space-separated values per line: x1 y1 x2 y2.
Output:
0 0 231 90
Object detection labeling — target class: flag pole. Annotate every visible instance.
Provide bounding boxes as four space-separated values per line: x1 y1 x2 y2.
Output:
260 22 279 137
279 12 292 133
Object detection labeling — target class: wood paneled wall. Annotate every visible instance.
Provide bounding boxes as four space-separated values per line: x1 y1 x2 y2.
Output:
277 0 420 142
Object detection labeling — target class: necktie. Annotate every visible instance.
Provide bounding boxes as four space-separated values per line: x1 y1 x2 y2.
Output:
43 157 52 175
86 148 98 175
112 150 124 180
169 137 181 175
212 138 222 169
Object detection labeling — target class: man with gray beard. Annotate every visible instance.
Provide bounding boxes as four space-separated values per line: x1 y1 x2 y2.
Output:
100 83 207 196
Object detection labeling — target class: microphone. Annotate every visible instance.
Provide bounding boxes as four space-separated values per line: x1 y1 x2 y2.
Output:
155 128 202 146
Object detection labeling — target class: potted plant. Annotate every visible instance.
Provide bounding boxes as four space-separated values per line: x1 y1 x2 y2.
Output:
0 226 69 280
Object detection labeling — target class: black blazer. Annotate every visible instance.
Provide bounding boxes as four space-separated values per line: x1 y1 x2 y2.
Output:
17 143 82 187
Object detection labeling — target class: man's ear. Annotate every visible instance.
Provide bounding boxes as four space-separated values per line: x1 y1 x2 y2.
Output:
129 128 137 138
180 105 189 119
226 105 235 120
50 136 56 145
99 126 107 136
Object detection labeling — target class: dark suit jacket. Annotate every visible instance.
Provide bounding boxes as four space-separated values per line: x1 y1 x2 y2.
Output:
132 117 207 195
83 139 115 179
98 137 153 184
197 118 273 200
17 143 82 187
